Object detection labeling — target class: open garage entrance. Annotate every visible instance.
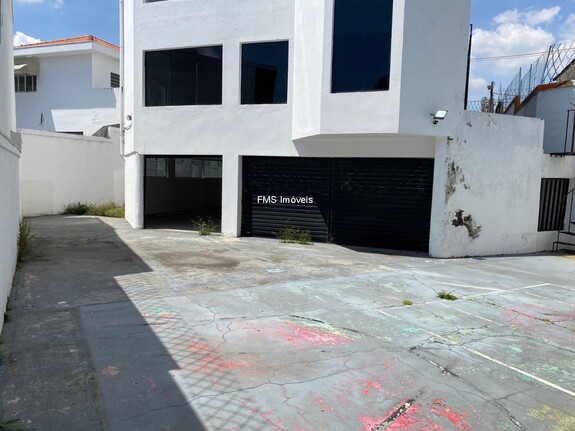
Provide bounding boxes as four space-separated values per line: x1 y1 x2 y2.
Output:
144 156 222 231
242 156 434 252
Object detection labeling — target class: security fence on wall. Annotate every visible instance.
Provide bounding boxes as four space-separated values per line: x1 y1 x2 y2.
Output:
468 40 575 113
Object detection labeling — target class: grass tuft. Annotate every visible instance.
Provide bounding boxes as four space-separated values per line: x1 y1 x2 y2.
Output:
275 227 312 245
192 216 219 236
0 419 32 430
62 202 124 218
17 221 34 268
437 291 459 301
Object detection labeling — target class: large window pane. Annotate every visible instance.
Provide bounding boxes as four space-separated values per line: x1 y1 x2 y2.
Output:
241 41 289 104
331 0 393 93
145 46 223 106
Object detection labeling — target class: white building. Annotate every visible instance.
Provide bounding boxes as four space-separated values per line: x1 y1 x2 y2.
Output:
0 0 21 332
14 36 120 136
123 0 571 257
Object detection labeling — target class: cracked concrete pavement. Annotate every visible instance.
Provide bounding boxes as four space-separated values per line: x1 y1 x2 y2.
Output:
1 215 575 430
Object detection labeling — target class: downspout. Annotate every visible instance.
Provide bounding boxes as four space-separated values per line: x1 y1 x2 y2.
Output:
464 24 472 111
119 0 126 158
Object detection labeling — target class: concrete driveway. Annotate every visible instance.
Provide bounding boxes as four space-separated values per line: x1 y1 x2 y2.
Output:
1 216 575 431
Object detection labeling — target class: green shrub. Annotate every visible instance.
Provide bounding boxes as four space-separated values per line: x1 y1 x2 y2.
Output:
275 227 312 245
86 203 125 218
62 202 91 215
402 300 413 306
62 202 124 218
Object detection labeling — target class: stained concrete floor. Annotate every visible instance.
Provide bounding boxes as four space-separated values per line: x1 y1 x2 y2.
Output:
1 216 575 431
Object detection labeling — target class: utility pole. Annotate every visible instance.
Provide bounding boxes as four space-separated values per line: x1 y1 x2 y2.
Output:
487 81 495 113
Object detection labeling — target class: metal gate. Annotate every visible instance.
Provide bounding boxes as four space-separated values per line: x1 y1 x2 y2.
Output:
242 156 434 251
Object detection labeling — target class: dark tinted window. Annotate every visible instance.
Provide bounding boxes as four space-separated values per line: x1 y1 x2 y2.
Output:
331 0 393 93
241 41 289 104
145 46 223 106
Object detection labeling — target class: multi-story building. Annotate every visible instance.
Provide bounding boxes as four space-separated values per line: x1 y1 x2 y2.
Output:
123 0 566 257
14 36 120 136
0 0 21 331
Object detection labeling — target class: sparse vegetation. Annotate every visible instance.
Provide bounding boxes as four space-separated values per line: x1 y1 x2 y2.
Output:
17 220 34 268
0 419 32 430
402 300 413 306
192 216 219 236
275 227 312 245
437 291 459 301
62 202 125 218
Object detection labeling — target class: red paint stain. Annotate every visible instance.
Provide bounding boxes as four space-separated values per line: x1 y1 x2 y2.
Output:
430 398 471 430
186 340 252 374
248 408 288 431
278 322 350 347
240 321 351 348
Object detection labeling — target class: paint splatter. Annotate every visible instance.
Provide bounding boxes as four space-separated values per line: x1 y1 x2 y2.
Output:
240 320 353 348
430 399 470 430
102 366 120 376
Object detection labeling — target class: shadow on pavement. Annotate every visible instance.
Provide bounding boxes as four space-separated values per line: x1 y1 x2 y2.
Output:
0 216 206 431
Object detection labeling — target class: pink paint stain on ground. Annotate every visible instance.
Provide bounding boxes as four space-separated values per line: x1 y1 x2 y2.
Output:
278 322 350 347
187 340 252 374
430 398 471 430
240 321 351 348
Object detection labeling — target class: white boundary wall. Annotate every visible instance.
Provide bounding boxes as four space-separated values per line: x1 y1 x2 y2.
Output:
20 129 125 216
1 0 19 332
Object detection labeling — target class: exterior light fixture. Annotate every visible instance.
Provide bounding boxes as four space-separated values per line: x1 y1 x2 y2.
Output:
432 110 448 124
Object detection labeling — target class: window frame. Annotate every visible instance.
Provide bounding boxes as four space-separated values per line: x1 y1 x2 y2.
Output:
143 45 224 107
240 40 290 106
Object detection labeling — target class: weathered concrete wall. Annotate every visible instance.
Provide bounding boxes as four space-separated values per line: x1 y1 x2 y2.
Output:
0 0 20 333
20 129 125 216
430 112 545 257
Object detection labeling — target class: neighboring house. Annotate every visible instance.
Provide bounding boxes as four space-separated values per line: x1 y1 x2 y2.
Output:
0 0 21 332
14 35 120 136
122 0 569 257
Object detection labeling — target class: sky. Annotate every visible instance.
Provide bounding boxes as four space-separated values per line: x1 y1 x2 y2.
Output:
11 0 575 102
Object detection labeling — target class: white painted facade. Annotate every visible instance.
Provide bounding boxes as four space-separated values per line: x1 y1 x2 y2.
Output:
14 38 120 136
0 0 20 332
20 129 125 217
123 0 563 257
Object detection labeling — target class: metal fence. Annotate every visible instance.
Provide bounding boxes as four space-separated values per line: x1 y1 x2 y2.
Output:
467 40 575 112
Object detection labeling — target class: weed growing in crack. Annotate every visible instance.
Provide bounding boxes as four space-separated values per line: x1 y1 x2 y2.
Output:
437 291 458 301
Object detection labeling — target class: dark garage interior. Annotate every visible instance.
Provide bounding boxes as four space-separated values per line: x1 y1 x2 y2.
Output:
144 156 222 231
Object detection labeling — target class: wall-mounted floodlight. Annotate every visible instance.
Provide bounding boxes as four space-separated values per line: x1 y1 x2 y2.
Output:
432 110 448 125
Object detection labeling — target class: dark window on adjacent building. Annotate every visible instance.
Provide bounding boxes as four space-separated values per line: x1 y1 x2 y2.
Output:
145 46 223 106
538 178 570 231
241 41 289 104
331 0 393 93
111 72 120 88
14 74 37 93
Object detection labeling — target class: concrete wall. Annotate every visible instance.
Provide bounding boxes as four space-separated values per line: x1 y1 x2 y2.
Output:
430 112 545 257
0 0 20 333
20 129 124 216
516 84 575 154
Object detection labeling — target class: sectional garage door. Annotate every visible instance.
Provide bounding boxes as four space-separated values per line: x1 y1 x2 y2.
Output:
242 157 434 252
